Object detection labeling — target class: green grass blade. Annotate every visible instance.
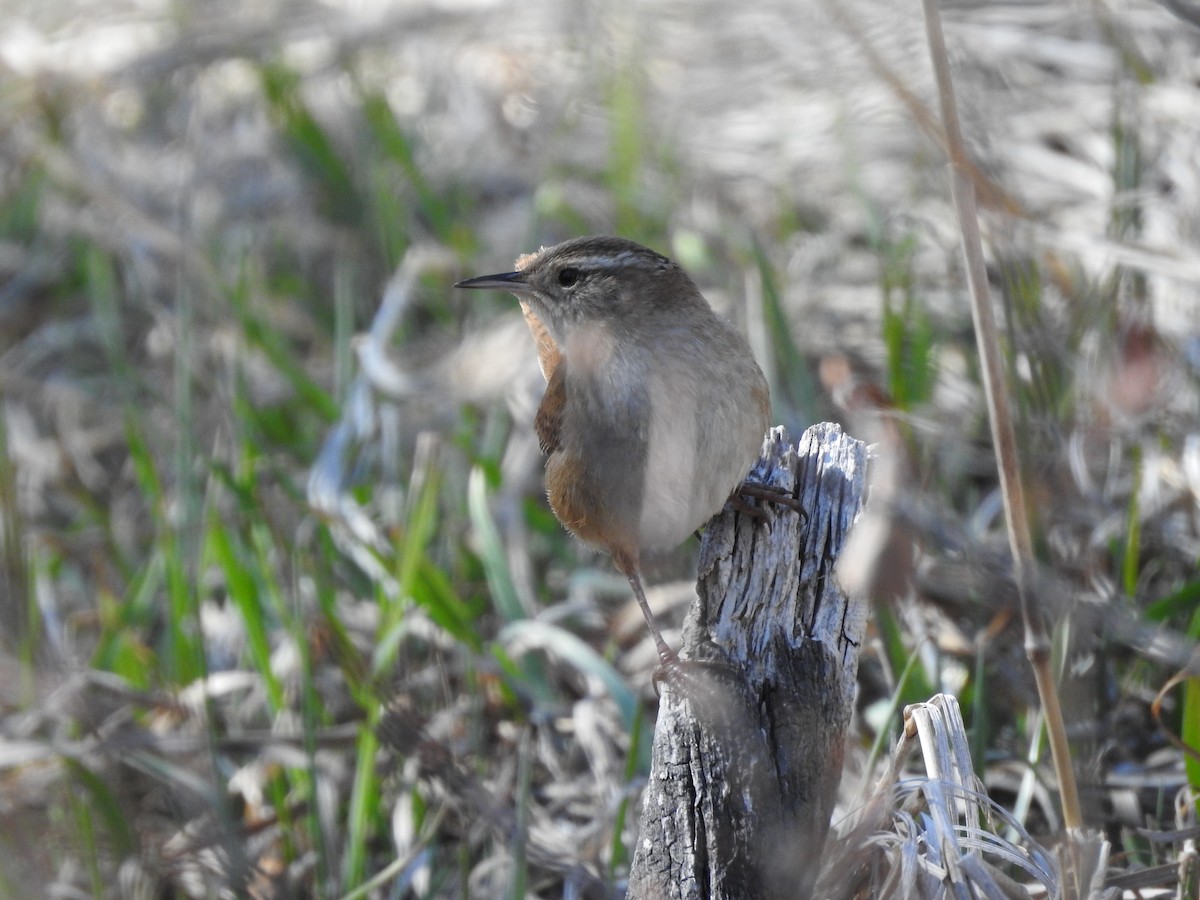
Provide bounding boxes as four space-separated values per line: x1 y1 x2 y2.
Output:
124 414 203 683
608 702 647 883
342 715 381 891
1144 579 1200 622
468 465 523 624
361 92 455 245
749 238 819 422
261 63 364 225
227 284 339 424
1183 675 1200 791
206 514 285 711
1122 442 1143 596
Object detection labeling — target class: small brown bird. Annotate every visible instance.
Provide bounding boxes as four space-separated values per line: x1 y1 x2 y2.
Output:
457 236 789 667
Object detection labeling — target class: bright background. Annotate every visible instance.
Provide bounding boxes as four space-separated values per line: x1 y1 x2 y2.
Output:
1 0 1198 895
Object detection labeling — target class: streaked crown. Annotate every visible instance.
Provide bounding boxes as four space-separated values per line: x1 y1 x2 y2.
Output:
455 236 706 339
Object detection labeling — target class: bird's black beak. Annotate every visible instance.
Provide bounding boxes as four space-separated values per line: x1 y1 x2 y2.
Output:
454 271 531 292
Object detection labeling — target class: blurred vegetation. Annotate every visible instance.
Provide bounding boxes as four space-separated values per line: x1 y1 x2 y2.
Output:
0 1 1199 897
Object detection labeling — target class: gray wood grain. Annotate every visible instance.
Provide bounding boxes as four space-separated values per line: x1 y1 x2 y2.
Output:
628 423 868 900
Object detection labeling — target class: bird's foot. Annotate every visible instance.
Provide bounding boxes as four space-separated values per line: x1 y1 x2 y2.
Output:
650 644 682 696
729 480 808 527
651 654 746 708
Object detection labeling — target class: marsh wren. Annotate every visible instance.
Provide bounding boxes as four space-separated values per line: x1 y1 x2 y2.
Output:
457 236 794 668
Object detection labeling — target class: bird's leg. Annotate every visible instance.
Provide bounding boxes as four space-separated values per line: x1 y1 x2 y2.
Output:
729 481 808 526
626 570 680 670
612 548 678 670
621 566 739 698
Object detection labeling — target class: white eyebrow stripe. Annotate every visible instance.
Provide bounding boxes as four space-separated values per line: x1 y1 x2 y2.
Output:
567 250 670 271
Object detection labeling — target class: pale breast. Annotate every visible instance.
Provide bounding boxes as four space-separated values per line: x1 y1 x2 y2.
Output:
636 334 769 549
552 317 768 554
551 323 651 555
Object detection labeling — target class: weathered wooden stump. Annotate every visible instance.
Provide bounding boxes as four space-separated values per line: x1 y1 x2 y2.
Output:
628 423 868 900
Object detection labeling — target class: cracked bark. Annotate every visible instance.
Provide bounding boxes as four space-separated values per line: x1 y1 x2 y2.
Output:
627 423 868 900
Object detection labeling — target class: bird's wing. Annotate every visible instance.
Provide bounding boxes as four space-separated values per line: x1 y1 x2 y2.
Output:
535 361 566 455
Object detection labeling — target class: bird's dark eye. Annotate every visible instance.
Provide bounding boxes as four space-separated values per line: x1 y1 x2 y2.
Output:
557 267 580 288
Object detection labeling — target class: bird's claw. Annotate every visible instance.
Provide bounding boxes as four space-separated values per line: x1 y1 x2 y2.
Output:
730 480 808 527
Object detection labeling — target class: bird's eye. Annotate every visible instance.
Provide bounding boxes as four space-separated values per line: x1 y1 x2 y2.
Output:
557 267 580 288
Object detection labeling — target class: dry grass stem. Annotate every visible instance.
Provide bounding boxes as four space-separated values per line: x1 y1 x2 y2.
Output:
919 0 1085 850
